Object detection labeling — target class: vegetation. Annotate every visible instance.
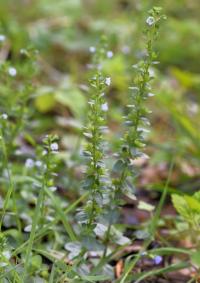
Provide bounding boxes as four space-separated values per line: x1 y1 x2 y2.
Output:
0 0 200 282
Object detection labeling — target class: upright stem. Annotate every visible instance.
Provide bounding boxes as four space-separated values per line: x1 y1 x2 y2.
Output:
0 127 21 234
82 43 110 231
22 177 46 280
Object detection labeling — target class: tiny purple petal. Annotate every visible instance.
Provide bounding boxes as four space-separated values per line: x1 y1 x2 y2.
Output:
153 255 163 265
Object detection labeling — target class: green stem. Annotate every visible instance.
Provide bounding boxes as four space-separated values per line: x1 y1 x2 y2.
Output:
149 158 175 237
0 127 21 234
22 178 46 280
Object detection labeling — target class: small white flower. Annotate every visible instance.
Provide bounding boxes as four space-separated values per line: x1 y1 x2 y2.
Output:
88 100 95 106
24 224 32 232
89 46 96 53
49 186 57 192
2 251 11 260
141 251 147 256
187 102 198 114
42 150 47 156
101 103 108 112
46 215 54 221
146 16 155 26
15 149 22 155
20 48 27 55
35 160 42 167
0 262 8 267
148 92 155 97
107 51 113 58
138 127 150 133
8 67 17 77
25 158 34 168
105 77 111 86
148 67 155 78
20 212 32 222
1 113 8 120
3 170 9 178
0 35 6 42
83 132 92 138
50 142 59 152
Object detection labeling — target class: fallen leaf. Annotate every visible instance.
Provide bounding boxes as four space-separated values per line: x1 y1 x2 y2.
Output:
115 259 123 278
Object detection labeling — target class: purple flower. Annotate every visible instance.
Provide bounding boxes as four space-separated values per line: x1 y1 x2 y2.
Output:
153 255 163 265
25 158 34 168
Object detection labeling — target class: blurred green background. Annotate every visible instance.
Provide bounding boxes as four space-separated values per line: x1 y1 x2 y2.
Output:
0 0 200 190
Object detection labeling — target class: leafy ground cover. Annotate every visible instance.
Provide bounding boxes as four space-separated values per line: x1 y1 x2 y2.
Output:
0 0 200 282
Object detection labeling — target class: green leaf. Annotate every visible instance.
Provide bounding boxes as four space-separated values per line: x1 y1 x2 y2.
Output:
82 236 104 251
134 229 150 240
124 190 137 201
184 195 200 212
171 67 195 88
94 223 107 238
193 191 200 202
64 242 82 259
171 194 189 219
137 201 155 212
191 250 200 267
44 187 77 241
113 159 126 173
29 255 42 273
55 80 86 118
111 226 131 245
35 86 56 112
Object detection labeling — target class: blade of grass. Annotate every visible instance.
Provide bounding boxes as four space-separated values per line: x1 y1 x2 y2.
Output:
44 187 77 241
133 261 190 283
49 263 56 283
148 247 192 256
149 158 175 237
12 192 88 257
22 179 46 281
119 159 175 283
0 128 21 234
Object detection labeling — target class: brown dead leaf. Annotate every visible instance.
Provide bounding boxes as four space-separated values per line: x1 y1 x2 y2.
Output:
115 259 124 278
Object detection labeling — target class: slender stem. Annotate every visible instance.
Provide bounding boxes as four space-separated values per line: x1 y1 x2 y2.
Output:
119 160 175 283
0 127 21 234
150 158 175 237
22 178 46 280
